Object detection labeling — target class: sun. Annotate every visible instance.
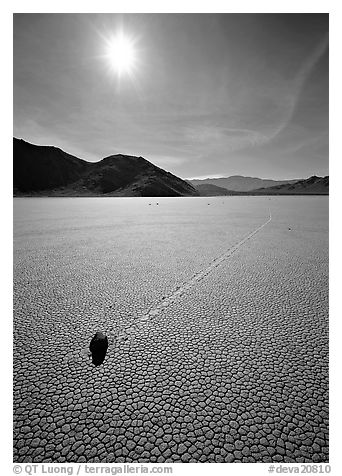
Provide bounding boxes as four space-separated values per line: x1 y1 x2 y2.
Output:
105 32 137 76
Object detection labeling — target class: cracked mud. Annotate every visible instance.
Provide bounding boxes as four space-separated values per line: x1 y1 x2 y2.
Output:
13 197 328 463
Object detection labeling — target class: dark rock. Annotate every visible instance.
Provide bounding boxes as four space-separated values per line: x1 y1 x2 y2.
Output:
89 332 108 366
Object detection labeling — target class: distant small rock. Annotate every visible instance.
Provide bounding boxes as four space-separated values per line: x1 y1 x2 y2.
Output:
89 331 108 366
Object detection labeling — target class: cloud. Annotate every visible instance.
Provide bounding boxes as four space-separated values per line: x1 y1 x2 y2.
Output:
261 34 329 143
188 34 329 155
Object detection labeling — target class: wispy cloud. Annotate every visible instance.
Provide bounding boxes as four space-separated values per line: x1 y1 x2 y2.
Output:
264 34 329 143
180 34 329 155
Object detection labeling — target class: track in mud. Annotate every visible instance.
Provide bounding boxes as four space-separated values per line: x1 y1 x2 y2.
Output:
116 210 272 341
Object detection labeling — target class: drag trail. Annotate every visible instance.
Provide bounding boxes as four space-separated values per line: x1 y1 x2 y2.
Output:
115 209 272 341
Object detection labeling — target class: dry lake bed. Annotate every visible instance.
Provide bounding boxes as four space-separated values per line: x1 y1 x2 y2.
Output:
13 196 329 463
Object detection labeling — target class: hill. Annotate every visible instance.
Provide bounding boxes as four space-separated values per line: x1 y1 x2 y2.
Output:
13 138 198 197
251 175 329 195
189 175 299 192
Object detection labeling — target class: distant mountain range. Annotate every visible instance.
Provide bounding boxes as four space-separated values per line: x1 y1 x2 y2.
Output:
194 176 329 196
13 138 198 197
194 184 236 196
189 176 299 192
249 175 329 195
13 138 328 197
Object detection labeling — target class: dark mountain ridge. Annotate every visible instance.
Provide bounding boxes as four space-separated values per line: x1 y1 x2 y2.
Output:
13 138 198 197
14 138 89 193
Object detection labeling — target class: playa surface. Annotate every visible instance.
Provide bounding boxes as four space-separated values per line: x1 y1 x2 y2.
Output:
13 196 328 463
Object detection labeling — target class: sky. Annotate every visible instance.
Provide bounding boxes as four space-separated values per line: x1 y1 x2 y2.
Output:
13 13 329 180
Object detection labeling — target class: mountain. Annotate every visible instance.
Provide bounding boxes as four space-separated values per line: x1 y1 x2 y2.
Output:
195 176 329 196
14 138 89 193
13 138 198 197
189 175 298 192
14 138 328 197
251 175 329 195
195 184 238 196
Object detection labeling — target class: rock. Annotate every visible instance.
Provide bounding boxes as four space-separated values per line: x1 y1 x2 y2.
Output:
89 332 108 366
